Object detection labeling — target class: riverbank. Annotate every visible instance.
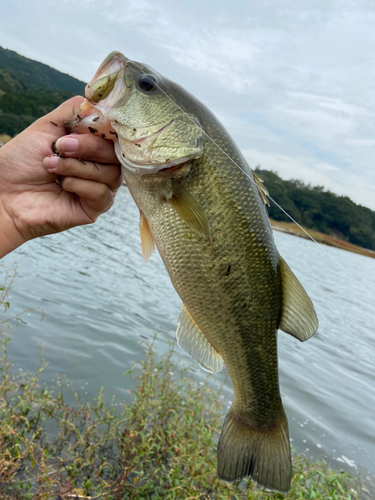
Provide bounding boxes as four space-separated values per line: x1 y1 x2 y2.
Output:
0 337 363 499
270 219 375 259
0 265 364 499
1 228 372 499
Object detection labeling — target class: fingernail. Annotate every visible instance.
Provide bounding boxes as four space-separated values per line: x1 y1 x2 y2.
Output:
56 136 79 153
43 155 59 171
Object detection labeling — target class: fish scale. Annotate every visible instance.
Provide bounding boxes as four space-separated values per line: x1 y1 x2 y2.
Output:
66 51 318 493
123 123 287 464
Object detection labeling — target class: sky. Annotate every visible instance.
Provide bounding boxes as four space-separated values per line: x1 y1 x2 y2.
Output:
1 0 375 210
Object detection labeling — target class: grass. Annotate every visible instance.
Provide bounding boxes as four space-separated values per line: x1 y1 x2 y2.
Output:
0 266 363 499
270 219 375 259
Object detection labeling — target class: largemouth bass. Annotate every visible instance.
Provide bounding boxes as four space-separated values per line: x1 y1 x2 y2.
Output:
66 52 318 492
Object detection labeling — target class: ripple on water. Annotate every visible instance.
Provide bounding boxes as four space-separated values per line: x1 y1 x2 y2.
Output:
1 187 375 489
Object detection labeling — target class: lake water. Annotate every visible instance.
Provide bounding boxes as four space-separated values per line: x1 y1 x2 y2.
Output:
1 186 375 493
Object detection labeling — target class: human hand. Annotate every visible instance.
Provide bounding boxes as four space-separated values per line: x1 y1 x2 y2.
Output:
0 96 122 258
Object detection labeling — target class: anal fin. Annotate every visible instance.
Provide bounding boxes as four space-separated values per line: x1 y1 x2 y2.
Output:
279 256 318 341
139 212 155 263
176 303 223 373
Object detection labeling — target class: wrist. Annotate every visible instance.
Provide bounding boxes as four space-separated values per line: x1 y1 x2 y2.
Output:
0 196 25 259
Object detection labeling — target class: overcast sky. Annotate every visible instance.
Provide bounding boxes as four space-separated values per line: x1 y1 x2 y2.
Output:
1 0 375 210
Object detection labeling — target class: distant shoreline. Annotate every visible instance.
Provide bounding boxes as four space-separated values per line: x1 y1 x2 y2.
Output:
271 219 375 259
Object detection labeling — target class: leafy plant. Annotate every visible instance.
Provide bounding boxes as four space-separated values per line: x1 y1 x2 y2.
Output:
0 267 363 499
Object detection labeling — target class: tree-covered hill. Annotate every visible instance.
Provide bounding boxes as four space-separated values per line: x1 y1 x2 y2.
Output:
0 47 85 93
1 47 373 251
0 67 28 94
0 46 85 135
255 167 375 251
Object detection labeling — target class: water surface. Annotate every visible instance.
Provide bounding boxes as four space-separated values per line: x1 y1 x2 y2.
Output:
2 187 374 488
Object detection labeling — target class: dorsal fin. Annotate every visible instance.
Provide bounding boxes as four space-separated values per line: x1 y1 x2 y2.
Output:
252 170 270 207
279 256 318 341
176 303 223 373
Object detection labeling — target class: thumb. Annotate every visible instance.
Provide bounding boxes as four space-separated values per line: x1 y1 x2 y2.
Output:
32 95 85 135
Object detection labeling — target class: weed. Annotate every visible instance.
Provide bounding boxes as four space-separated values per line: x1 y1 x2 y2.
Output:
0 266 363 499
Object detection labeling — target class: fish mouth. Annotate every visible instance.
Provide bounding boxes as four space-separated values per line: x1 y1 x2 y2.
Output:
65 52 129 135
87 52 128 83
85 52 129 114
118 150 195 175
86 51 128 103
115 120 199 176
65 51 202 174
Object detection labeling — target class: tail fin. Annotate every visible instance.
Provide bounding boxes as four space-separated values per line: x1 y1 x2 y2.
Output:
217 408 291 492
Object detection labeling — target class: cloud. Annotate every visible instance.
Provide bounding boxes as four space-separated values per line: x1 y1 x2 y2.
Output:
345 139 375 148
244 149 342 190
243 148 375 210
1 0 375 210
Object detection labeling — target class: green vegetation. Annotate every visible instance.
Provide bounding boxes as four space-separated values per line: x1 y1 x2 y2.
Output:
0 46 85 136
0 267 363 499
0 68 27 94
0 113 35 137
0 47 85 94
0 89 75 118
0 46 374 253
0 88 75 135
256 168 375 251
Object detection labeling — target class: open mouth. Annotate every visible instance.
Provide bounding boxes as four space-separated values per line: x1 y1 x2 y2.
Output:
66 51 203 176
65 52 130 136
85 52 128 104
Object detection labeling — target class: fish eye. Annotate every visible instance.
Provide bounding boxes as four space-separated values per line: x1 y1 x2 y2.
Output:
139 74 158 91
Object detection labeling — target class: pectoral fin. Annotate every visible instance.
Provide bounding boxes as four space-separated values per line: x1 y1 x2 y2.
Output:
139 212 155 263
176 303 223 373
279 256 318 341
167 179 211 238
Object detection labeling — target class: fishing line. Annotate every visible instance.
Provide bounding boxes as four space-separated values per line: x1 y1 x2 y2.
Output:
132 62 368 293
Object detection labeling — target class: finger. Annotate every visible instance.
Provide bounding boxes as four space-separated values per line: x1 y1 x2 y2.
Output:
60 176 115 217
33 96 85 135
43 155 122 192
55 133 119 164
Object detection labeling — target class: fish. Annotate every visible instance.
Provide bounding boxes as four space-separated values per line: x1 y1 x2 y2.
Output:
66 51 318 492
